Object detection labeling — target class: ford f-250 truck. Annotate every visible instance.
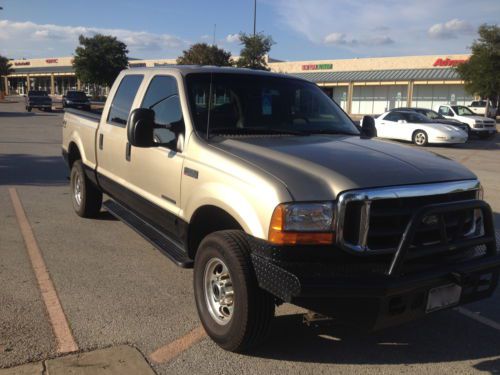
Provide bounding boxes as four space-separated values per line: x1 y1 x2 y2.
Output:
62 66 499 352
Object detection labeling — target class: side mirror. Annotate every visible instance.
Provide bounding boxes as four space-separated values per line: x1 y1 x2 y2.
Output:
360 116 377 139
127 108 156 147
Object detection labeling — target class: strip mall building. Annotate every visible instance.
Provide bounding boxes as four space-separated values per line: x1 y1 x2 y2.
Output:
4 54 472 115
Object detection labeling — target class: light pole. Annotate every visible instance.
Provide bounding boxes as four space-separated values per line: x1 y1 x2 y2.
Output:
253 0 256 36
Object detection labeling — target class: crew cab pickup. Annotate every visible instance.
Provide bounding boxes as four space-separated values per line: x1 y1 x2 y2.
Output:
62 67 499 352
469 100 497 118
438 105 497 138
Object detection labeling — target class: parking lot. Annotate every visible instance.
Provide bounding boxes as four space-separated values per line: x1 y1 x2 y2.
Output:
1 100 500 374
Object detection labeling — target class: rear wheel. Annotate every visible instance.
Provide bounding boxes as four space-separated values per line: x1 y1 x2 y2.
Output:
70 160 102 218
26 106 32 112
194 230 274 352
413 130 428 146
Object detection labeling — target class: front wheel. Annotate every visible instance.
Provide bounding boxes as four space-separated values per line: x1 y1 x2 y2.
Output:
413 130 428 146
194 230 274 352
70 160 102 217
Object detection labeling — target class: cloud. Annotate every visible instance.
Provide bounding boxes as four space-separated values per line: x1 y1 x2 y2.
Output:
428 19 473 39
0 19 187 58
324 33 394 46
225 33 240 43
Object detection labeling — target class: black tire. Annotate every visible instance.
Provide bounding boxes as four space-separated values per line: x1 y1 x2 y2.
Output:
70 160 102 218
413 130 428 146
26 106 32 112
194 230 274 352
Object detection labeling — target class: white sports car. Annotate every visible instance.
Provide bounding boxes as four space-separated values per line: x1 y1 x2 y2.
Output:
375 110 468 146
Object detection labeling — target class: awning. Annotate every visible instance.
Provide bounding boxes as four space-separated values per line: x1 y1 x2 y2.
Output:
289 68 461 83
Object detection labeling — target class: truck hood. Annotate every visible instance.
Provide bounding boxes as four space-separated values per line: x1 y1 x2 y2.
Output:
212 135 476 201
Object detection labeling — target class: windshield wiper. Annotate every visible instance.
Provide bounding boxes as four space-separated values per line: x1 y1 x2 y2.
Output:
208 127 308 136
303 129 358 135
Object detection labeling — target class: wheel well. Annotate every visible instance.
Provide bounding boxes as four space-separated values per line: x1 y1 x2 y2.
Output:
68 142 81 169
187 205 243 259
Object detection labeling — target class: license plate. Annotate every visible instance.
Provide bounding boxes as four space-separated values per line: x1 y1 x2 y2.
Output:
426 284 462 313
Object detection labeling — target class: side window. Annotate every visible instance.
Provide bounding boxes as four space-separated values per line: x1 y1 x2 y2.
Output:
141 75 184 148
107 75 144 126
439 106 449 116
384 112 402 122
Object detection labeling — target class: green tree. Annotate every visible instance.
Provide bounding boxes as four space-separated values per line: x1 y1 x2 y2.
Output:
177 43 233 66
0 54 14 97
73 34 129 88
236 33 274 71
456 24 500 116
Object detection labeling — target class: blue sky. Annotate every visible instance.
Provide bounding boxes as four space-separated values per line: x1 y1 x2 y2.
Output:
1 0 499 61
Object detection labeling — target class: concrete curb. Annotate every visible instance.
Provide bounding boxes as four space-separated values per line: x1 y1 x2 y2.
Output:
0 346 156 375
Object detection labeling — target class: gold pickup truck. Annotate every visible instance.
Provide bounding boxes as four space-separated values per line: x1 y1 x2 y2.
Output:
62 66 499 352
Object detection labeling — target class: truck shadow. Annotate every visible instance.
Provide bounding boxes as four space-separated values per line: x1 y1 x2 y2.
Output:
0 111 36 118
0 154 68 186
249 309 500 365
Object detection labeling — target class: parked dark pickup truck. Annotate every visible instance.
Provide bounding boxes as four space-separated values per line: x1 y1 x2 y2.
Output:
62 66 499 352
25 90 52 112
63 91 91 111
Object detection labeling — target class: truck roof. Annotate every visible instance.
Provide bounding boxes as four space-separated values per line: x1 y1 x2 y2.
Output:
125 65 307 81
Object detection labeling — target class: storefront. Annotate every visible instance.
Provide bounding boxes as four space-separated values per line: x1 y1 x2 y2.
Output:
4 54 474 114
269 54 474 116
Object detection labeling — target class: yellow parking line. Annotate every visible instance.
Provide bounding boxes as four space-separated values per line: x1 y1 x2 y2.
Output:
149 326 206 364
8 188 78 354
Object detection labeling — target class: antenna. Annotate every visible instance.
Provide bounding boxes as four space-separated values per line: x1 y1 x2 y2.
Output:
213 24 216 46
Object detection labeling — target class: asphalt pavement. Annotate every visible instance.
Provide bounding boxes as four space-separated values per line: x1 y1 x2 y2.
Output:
1 100 500 374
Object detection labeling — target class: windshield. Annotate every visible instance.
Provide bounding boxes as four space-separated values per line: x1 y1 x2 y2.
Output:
421 110 443 120
452 106 475 116
66 91 87 99
398 112 432 123
28 91 48 97
185 73 359 137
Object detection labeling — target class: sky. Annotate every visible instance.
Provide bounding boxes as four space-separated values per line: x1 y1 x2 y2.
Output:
0 0 499 61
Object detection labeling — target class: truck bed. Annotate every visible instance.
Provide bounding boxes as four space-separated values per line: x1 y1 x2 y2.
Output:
62 108 101 169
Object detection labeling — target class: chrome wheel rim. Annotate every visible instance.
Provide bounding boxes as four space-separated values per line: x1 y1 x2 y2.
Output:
74 174 82 207
415 132 426 145
204 257 234 325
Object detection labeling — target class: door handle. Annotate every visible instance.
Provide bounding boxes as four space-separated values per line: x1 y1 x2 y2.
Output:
99 134 104 150
125 142 131 161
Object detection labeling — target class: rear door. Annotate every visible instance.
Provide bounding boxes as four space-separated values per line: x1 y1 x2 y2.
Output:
96 74 144 199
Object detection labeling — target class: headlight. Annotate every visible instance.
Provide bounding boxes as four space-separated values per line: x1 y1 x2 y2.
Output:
476 184 484 200
269 202 335 245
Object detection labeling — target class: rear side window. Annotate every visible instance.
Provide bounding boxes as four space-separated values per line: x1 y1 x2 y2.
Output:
384 112 403 122
107 75 143 126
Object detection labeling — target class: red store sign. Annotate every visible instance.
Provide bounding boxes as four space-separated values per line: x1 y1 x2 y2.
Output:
433 58 467 67
14 61 30 66
46 58 59 64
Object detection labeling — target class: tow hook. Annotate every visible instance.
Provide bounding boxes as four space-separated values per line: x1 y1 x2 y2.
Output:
302 311 333 326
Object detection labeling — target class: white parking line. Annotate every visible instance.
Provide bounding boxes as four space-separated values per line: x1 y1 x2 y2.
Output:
456 307 500 331
9 188 78 354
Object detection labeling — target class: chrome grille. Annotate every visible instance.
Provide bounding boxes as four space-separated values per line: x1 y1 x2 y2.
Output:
336 180 481 254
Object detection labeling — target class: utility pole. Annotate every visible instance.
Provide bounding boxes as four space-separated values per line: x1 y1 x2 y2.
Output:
213 24 216 46
253 0 256 36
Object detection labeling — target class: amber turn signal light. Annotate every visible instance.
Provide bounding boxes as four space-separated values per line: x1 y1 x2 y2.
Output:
268 204 335 245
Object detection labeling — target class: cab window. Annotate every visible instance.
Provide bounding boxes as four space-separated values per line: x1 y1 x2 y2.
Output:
141 75 184 149
108 75 144 126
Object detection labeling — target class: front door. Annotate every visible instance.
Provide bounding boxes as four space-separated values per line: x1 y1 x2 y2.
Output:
126 74 185 240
